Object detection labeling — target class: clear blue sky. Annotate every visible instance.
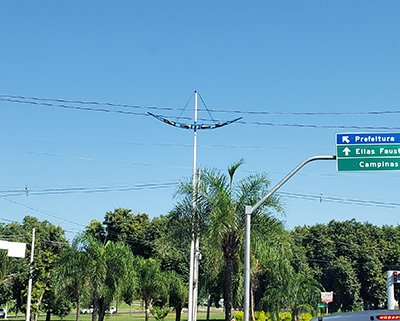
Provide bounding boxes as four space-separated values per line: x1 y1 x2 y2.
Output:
1 1 400 239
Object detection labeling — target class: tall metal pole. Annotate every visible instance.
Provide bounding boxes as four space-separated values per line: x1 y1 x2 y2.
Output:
193 169 201 321
387 271 396 310
188 91 199 321
243 155 336 321
26 228 36 321
147 91 241 321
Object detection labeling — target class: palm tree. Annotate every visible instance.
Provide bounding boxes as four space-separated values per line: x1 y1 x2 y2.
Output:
249 219 292 320
57 236 89 321
166 271 187 321
78 235 132 321
175 160 284 321
134 257 168 321
286 272 320 321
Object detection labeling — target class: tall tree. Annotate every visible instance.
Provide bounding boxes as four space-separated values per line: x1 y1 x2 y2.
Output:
79 235 132 321
5 216 67 321
103 209 156 258
57 235 90 321
175 160 283 321
134 257 168 321
251 226 294 320
292 220 396 312
166 271 187 321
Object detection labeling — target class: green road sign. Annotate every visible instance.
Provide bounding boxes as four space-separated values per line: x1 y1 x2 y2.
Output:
337 157 400 171
336 133 400 172
318 303 327 308
337 144 400 158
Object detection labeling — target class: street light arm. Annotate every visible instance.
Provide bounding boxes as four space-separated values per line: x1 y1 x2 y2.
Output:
247 155 336 215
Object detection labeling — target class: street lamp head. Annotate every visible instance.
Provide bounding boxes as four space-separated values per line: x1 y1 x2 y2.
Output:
148 112 242 131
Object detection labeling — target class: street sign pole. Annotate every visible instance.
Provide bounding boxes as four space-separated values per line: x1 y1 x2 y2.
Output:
244 155 336 321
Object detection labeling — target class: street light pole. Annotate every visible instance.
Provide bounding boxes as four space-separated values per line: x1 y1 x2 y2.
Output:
148 91 242 321
188 91 199 321
243 155 336 321
26 228 36 321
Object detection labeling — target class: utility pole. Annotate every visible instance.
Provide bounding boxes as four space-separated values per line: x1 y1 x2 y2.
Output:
148 91 241 321
243 155 336 321
387 270 398 310
187 91 199 321
26 228 35 321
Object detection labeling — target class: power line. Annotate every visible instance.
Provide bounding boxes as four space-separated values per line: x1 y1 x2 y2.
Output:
0 218 20 223
3 182 400 210
210 108 400 116
0 94 176 112
0 97 147 116
277 191 400 209
2 95 400 130
237 120 400 130
2 190 399 248
3 93 400 116
0 197 87 227
0 182 178 198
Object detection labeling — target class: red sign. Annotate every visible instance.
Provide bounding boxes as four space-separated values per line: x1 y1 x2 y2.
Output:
321 291 334 303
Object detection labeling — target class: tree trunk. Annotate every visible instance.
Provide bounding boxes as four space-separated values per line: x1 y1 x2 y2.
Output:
92 310 97 321
76 297 81 321
206 295 211 321
175 306 182 321
91 299 97 321
98 297 106 321
33 290 45 321
224 253 234 321
291 307 298 321
144 299 150 321
250 285 255 321
45 310 51 321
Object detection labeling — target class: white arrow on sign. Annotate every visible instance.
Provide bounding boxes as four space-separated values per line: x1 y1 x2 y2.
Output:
343 147 351 156
342 136 350 143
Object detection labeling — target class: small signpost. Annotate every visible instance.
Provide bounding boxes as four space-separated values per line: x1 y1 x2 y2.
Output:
321 291 334 303
320 291 333 314
336 133 400 171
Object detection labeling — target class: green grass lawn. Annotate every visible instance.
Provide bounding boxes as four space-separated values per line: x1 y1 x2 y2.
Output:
9 310 225 321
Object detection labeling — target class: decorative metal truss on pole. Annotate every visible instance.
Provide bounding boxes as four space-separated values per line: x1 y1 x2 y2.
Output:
148 90 241 321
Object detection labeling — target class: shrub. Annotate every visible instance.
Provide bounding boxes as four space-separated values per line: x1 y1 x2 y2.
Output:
150 306 172 321
298 313 313 321
233 310 312 321
234 311 244 321
254 311 267 321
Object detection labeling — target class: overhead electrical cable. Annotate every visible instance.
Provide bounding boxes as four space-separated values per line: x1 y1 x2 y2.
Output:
2 96 399 130
0 182 178 198
2 183 400 209
0 197 86 227
0 98 147 116
2 93 400 116
277 191 400 209
236 120 400 130
0 94 176 112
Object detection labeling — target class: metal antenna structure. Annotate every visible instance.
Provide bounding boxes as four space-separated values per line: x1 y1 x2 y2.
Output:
148 90 242 321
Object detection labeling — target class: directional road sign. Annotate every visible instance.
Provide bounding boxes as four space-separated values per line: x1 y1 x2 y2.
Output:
336 133 400 172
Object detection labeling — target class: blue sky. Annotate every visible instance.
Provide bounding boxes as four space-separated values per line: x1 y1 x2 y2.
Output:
1 1 400 239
